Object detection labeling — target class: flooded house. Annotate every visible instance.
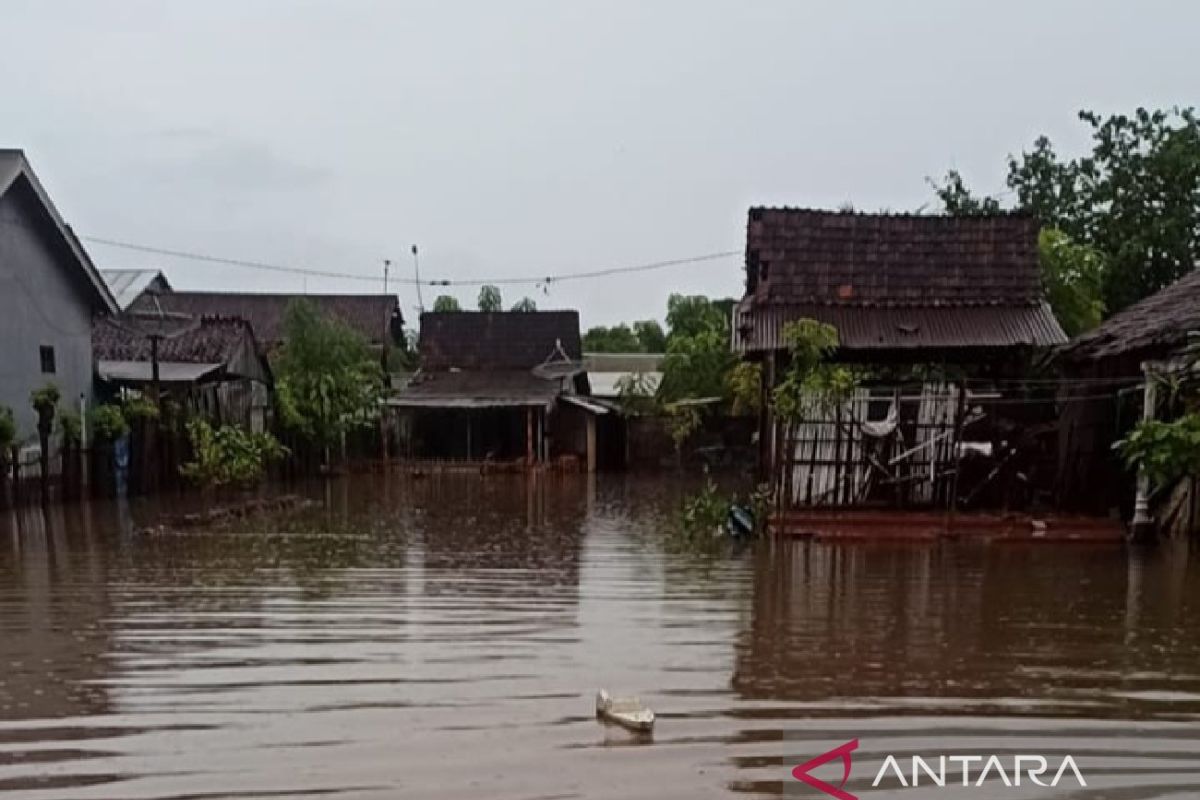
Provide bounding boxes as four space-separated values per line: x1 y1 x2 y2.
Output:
1056 266 1200 535
389 310 615 471
733 208 1067 514
0 151 119 438
92 314 273 431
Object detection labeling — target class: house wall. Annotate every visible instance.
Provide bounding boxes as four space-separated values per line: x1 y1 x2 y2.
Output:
0 184 97 441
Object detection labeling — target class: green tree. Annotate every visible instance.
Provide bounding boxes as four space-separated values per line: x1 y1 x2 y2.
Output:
510 297 537 312
728 361 762 417
582 324 641 353
432 295 461 312
928 169 1002 215
658 326 736 402
666 294 730 341
633 320 667 352
1038 229 1106 336
274 299 384 453
936 107 1200 315
478 285 502 311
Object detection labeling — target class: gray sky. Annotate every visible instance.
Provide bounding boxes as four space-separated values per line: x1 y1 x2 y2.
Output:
2 0 1196 329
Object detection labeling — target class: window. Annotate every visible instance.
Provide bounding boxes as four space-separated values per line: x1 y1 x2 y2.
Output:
39 345 56 374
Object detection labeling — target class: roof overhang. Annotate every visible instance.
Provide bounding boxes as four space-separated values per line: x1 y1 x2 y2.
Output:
97 360 223 384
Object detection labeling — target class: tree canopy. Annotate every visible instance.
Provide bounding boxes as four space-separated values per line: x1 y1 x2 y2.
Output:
932 106 1200 318
478 285 502 311
432 295 461 312
510 297 537 312
274 299 384 451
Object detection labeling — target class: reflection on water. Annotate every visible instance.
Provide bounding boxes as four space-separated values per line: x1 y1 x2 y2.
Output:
0 476 1197 798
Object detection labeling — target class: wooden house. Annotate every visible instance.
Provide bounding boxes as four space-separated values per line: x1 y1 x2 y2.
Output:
388 310 614 471
733 208 1067 511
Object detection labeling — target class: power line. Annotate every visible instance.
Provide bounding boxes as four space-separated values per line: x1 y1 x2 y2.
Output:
80 234 740 288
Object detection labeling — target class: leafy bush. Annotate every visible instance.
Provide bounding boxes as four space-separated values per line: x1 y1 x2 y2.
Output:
123 395 160 421
89 404 130 442
680 478 730 538
30 383 60 413
728 361 762 417
59 409 82 446
180 419 287 488
772 319 858 421
1118 413 1200 487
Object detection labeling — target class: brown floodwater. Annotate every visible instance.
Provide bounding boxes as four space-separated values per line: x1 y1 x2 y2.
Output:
1 475 1198 799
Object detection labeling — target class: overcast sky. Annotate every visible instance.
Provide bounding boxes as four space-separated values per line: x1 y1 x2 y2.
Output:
2 0 1196 329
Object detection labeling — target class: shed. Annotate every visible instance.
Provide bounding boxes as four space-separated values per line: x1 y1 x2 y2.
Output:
736 208 1068 513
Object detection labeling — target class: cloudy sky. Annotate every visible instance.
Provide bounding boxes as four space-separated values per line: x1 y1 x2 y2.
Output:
2 0 1196 328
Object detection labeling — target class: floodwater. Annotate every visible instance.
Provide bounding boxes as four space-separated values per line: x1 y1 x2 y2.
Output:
1 475 1198 799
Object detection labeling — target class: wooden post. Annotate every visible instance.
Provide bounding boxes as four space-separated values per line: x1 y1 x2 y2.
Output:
526 407 534 467
11 445 20 507
586 414 597 474
1131 362 1158 542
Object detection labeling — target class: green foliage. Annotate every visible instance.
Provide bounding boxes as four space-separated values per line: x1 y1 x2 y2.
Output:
936 107 1200 315
30 383 60 414
122 394 161 421
929 169 1002 215
582 323 642 353
432 295 461 312
477 285 502 312
0 407 15 451
771 319 857 421
1118 413 1200 487
659 327 735 402
728 361 762 417
632 320 667 353
274 299 384 449
1038 229 1106 336
89 404 130 442
615 372 659 416
666 294 730 340
666 404 703 454
180 418 286 488
58 409 81 446
680 477 729 538
510 297 537 312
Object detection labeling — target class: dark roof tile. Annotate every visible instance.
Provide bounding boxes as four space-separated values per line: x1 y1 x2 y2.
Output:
419 311 581 371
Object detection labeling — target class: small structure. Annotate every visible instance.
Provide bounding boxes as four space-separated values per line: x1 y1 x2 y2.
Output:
389 311 611 470
100 269 173 311
734 208 1066 512
0 150 118 435
1056 266 1200 532
93 315 272 431
583 352 664 400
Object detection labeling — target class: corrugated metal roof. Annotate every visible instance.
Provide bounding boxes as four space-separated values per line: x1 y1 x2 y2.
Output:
733 302 1066 354
588 371 662 398
583 353 665 372
97 360 222 384
100 270 172 310
389 370 564 408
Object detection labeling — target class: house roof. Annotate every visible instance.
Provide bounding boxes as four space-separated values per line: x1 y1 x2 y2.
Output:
93 314 258 366
387 370 565 409
583 352 665 373
419 311 582 371
0 150 118 314
1058 266 1200 363
735 208 1065 353
130 291 401 347
100 269 172 310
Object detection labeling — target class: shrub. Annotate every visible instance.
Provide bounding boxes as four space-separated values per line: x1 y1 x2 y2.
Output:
180 419 287 488
0 406 15 452
1118 413 1200 487
89 404 130 442
59 409 82 446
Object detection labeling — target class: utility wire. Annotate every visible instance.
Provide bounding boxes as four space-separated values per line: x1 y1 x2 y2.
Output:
81 234 740 288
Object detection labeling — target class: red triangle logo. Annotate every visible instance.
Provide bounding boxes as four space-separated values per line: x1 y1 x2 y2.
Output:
791 739 858 800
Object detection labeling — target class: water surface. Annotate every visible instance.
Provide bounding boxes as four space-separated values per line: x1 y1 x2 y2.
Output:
1 476 1197 798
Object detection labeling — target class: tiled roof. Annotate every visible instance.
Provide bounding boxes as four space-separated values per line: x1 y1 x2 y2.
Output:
130 292 401 347
93 315 257 364
735 208 1065 353
1059 267 1200 362
388 370 565 408
744 208 1043 307
419 311 581 371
